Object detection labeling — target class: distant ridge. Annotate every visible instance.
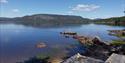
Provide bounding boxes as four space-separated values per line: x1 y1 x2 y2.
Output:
0 14 125 26
0 14 91 26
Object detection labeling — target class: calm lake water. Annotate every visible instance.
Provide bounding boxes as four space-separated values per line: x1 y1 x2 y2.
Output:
0 23 125 63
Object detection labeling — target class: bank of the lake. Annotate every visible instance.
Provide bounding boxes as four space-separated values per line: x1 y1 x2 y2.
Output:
0 23 125 63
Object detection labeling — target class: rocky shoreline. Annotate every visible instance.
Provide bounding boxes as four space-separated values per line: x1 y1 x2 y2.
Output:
19 29 125 63
62 53 125 63
61 30 125 61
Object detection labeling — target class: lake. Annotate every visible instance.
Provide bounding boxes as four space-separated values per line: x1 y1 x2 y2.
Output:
0 23 125 63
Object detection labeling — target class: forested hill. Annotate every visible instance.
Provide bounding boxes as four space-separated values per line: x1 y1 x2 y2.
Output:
93 16 125 25
0 14 91 26
0 14 125 26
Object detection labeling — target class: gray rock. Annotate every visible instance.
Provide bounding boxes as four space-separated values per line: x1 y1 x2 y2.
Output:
105 53 125 63
62 53 104 63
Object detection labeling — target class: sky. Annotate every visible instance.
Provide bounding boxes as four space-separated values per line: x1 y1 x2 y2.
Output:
0 0 125 19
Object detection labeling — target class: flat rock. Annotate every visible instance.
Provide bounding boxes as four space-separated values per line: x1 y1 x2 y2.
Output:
105 53 125 63
62 53 104 63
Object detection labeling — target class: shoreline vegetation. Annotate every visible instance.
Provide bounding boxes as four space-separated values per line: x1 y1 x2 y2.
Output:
108 29 125 39
93 16 125 26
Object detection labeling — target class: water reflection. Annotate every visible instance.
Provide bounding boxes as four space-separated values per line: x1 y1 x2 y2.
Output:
0 23 125 63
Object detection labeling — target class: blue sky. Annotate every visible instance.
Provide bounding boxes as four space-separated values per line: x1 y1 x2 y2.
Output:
0 0 125 19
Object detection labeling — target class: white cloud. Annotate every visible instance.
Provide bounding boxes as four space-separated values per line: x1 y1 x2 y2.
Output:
71 4 100 12
0 0 8 3
12 9 20 12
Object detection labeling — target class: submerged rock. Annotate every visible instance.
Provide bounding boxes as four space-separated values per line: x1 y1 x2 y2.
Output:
36 42 46 48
